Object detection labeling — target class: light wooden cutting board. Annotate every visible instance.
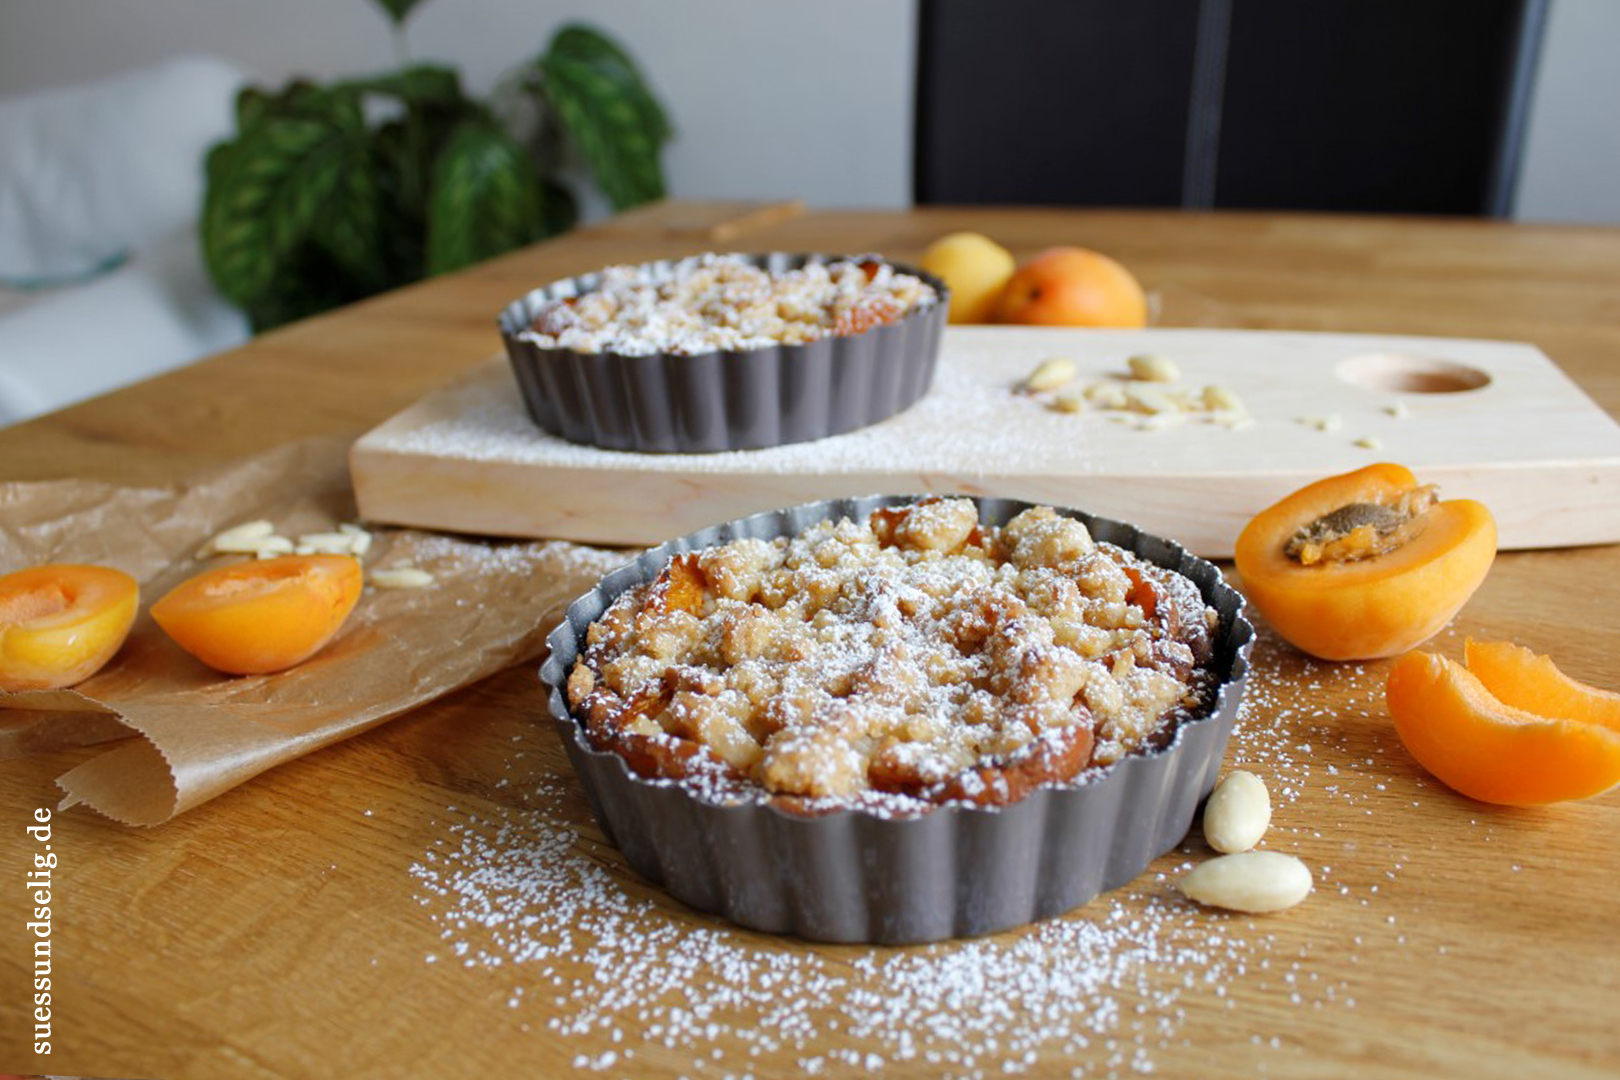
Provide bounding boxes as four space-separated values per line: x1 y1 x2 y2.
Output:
349 327 1620 557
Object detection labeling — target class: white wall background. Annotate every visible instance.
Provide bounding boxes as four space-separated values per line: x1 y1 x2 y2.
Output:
0 0 916 213
0 0 1615 220
1514 0 1620 223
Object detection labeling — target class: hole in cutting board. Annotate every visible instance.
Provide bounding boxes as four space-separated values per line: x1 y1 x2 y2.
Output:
1335 352 1491 394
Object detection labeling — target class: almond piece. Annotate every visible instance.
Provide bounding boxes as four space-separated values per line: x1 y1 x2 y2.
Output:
1127 353 1180 383
1178 851 1312 913
1203 770 1271 853
1022 356 1078 393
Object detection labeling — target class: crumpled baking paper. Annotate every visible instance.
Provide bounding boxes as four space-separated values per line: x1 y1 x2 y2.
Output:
0 439 624 825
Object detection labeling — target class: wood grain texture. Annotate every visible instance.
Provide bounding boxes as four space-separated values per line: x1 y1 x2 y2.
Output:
349 327 1620 555
2 203 1619 1080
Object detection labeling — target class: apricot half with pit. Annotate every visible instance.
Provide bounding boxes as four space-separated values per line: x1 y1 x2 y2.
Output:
1233 463 1496 661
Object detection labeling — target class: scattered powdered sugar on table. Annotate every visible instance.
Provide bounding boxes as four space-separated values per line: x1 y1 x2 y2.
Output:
403 625 1401 1080
411 780 1299 1079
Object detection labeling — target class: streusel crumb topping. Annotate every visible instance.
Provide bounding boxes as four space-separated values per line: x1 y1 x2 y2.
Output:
523 253 937 356
567 499 1218 813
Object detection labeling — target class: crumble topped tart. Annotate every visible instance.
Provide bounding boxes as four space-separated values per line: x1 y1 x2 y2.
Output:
565 498 1221 814
522 252 938 355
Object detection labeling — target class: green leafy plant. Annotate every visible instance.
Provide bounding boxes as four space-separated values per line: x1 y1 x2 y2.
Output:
202 1 671 331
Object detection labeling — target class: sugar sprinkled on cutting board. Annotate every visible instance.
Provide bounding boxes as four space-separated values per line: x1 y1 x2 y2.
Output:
383 358 1095 478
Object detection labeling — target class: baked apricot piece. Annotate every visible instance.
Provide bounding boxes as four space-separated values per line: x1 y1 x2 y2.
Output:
0 564 139 691
151 554 362 675
1464 639 1620 734
1234 463 1496 661
1387 649 1620 805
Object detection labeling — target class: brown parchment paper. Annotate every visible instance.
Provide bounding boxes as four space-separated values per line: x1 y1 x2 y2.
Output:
0 439 625 825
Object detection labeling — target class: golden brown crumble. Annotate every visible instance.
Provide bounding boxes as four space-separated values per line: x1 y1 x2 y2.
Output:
567 499 1219 813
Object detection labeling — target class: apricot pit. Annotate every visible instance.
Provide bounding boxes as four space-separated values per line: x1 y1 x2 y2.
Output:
1234 463 1496 661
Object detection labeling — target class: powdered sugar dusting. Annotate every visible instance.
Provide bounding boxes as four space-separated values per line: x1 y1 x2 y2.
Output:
411 775 1306 1078
404 619 1415 1079
519 253 937 355
384 354 1094 477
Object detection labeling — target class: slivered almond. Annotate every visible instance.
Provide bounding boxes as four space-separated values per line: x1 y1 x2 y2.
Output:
1201 384 1244 413
201 520 277 556
1127 353 1180 383
370 566 435 589
1125 384 1179 415
294 531 359 555
1022 356 1078 393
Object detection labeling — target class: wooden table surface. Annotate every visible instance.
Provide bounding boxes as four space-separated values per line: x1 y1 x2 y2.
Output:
3 202 1619 1080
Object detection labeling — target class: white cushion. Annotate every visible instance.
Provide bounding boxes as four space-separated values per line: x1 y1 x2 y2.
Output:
0 54 248 284
0 224 249 425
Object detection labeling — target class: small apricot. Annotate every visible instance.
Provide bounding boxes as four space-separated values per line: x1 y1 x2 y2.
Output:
991 246 1148 328
151 554 362 675
1234 463 1496 661
916 231 1016 324
0 564 140 691
1387 648 1620 805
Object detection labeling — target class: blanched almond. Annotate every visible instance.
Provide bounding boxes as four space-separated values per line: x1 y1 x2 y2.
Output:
201 520 277 556
370 566 435 589
1127 353 1180 383
1179 851 1312 913
1203 770 1271 853
1023 356 1078 393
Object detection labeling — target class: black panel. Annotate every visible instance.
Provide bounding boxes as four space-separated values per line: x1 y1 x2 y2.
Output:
914 0 1202 206
1215 0 1531 214
913 0 1545 215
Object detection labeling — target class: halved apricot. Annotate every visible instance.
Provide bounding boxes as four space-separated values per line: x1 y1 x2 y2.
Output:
151 554 362 675
1464 639 1620 734
0 564 140 691
1234 463 1496 661
1387 649 1620 805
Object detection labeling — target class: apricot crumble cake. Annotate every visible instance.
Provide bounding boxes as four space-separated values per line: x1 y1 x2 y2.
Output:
523 252 938 355
565 498 1221 814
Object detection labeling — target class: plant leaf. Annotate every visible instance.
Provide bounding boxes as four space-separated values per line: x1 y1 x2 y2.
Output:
201 92 371 311
538 24 670 210
424 123 545 275
545 23 672 141
369 0 432 28
343 63 466 108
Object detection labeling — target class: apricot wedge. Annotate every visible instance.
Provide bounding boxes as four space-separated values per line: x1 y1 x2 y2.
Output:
1386 650 1620 805
151 554 362 675
1464 639 1620 734
1235 463 1496 661
0 564 140 691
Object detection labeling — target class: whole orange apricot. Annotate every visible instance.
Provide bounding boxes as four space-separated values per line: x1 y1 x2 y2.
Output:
151 554 362 675
0 564 140 691
992 246 1148 328
917 231 1016 324
1234 463 1496 661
